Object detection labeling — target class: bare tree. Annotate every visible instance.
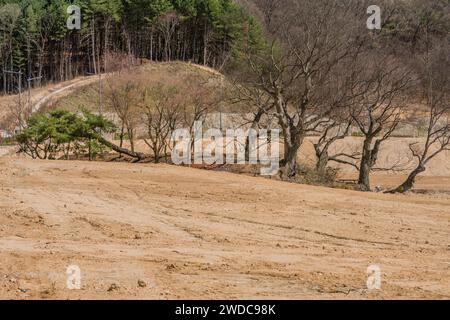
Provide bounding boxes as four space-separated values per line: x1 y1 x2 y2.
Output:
182 76 220 159
314 119 353 175
7 96 31 132
350 56 413 191
228 82 274 160
389 42 449 193
105 77 140 151
157 11 179 62
312 61 365 175
242 0 367 178
139 84 181 163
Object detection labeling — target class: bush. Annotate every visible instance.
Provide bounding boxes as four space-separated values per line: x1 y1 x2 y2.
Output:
16 109 115 160
295 164 340 186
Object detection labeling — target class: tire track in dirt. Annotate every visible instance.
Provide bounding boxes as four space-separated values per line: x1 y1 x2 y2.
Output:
0 158 449 299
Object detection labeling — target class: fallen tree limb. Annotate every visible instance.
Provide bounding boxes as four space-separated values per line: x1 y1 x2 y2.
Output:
96 136 149 161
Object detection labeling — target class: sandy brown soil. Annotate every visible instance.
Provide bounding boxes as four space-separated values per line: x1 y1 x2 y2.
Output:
0 156 449 300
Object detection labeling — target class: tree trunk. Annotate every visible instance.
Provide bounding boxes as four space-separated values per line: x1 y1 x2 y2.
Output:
203 21 209 65
127 127 135 152
245 110 264 161
283 147 298 178
91 18 97 74
388 164 426 194
282 132 303 179
357 157 371 191
104 17 110 73
150 31 153 61
357 137 378 191
97 136 147 161
315 146 329 175
119 124 125 148
88 138 92 161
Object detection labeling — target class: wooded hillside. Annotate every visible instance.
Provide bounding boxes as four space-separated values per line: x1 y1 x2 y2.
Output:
0 0 263 92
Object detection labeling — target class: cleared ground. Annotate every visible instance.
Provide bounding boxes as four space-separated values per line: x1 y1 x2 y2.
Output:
0 157 449 299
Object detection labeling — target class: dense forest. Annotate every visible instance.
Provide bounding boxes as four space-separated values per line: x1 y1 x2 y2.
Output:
1 0 448 94
0 0 263 93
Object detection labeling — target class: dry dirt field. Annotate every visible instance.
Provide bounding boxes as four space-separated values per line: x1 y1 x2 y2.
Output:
0 155 449 300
